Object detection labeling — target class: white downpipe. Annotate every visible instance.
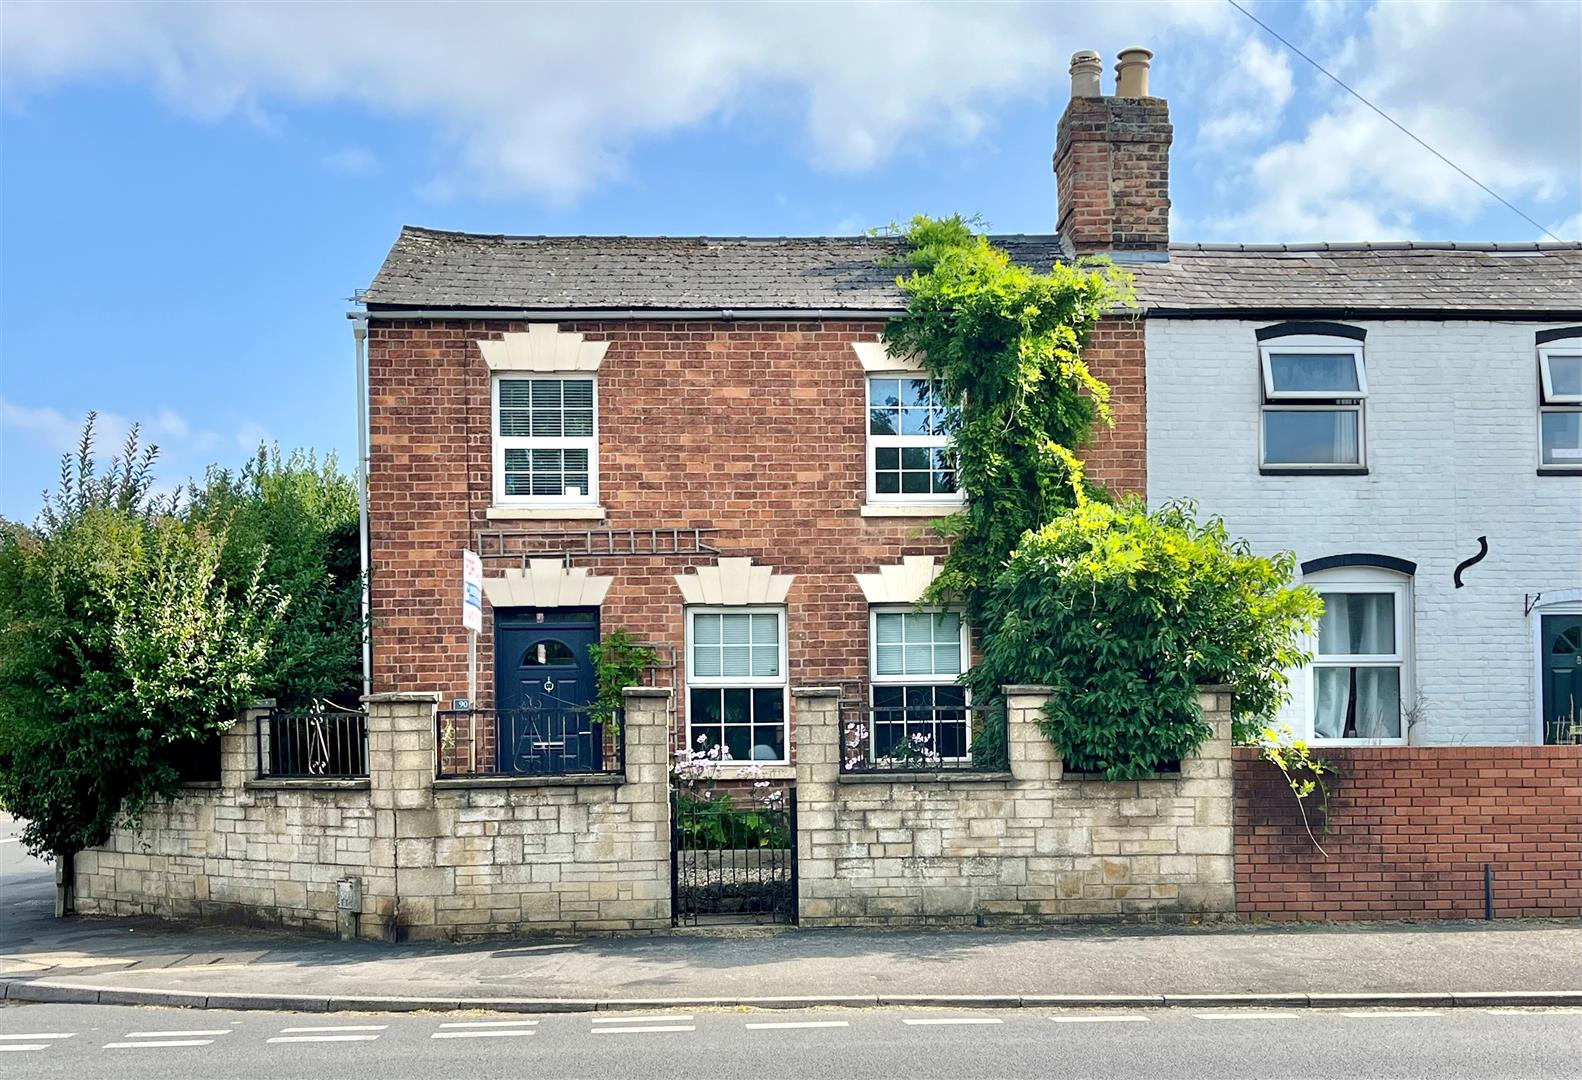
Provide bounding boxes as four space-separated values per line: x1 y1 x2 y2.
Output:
353 317 372 698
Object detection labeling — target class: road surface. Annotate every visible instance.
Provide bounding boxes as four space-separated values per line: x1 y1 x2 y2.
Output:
1 1001 1576 1079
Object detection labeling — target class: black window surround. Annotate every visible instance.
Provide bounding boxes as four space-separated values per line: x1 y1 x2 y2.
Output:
1256 321 1367 342
1300 553 1417 577
1535 326 1582 345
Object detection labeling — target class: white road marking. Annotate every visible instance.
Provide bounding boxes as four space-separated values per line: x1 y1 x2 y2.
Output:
902 1017 1005 1026
278 1024 389 1033
1051 1015 1150 1024
590 1014 693 1023
590 1025 697 1034
0 1045 51 1052
745 1020 851 1030
1341 1011 1443 1018
0 1033 75 1040
267 1035 382 1044
104 1039 215 1049
431 1029 535 1039
438 1020 541 1028
1195 1013 1301 1021
125 1029 232 1038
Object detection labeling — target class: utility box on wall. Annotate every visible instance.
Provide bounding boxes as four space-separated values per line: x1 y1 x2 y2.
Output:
336 876 363 940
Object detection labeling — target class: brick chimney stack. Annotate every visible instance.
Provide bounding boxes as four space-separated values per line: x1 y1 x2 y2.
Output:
1054 47 1172 259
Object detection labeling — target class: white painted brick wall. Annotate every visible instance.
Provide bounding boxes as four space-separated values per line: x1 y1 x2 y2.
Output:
1147 319 1582 745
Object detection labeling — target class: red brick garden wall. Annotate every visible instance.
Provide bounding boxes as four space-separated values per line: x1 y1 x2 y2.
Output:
1234 746 1582 920
367 315 1146 747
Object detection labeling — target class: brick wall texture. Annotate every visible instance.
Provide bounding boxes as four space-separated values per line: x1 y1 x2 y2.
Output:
367 316 1146 747
1234 745 1582 920
1054 95 1172 254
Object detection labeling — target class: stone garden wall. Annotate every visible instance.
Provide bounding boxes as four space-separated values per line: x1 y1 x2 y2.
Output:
792 686 1236 925
74 689 673 940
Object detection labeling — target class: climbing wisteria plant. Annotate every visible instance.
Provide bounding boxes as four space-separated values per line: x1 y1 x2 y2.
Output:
884 215 1325 791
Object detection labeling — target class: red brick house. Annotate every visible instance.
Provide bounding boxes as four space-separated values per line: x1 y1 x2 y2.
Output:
355 51 1167 776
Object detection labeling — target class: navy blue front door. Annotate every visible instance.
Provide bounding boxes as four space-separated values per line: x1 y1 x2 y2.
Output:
495 608 600 773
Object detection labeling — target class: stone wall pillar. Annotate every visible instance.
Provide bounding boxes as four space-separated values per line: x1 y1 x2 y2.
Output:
228 702 270 789
792 686 842 924
362 691 439 940
620 685 674 928
1178 685 1235 912
1004 685 1061 783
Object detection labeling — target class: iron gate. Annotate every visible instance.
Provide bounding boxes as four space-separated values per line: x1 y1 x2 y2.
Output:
671 788 797 925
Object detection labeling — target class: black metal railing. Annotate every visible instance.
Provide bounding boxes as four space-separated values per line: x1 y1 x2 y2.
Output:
839 700 1008 773
258 710 368 779
436 707 624 778
672 788 796 924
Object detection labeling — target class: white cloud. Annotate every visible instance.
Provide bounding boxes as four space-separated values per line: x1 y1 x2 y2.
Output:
1207 0 1581 241
1550 211 1582 243
0 0 1242 201
1197 35 1293 146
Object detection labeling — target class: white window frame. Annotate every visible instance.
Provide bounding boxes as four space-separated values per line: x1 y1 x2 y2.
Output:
1538 344 1582 404
868 606 972 761
865 371 965 506
1537 343 1582 470
1258 336 1368 470
491 374 599 506
1302 569 1412 746
684 606 789 765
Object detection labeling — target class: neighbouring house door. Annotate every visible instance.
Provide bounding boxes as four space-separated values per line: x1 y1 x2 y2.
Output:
1541 614 1582 744
495 608 601 773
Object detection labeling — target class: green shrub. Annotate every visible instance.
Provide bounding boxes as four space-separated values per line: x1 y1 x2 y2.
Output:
970 497 1321 778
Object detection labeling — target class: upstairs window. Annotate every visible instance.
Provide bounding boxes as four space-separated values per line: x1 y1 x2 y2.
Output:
1539 343 1582 469
1259 338 1368 470
493 376 597 504
867 375 961 503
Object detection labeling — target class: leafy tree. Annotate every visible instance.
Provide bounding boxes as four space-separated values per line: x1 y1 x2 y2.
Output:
883 217 1321 777
0 418 284 859
186 447 362 708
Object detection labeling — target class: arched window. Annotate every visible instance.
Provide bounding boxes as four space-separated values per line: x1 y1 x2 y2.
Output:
1302 562 1413 743
521 640 577 667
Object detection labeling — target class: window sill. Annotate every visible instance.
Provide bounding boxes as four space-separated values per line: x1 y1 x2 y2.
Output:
486 505 607 521
1537 467 1582 477
433 773 624 790
244 777 371 791
1259 467 1369 477
839 770 1013 784
859 503 965 518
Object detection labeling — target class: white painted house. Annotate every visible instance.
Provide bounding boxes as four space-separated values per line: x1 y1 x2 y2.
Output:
1134 244 1582 746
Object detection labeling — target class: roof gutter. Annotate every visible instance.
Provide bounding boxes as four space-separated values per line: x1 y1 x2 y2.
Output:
348 307 904 322
1146 307 1582 322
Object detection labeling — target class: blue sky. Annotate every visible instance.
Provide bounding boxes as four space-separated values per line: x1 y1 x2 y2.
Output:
2 0 1578 521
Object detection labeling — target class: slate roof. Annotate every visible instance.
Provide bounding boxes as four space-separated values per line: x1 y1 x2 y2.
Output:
365 226 1582 318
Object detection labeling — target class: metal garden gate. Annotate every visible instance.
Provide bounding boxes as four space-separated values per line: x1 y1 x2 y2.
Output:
671 788 797 925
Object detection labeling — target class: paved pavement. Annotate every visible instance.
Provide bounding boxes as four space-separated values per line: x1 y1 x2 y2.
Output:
4 815 1580 1009
2 1001 1578 1079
